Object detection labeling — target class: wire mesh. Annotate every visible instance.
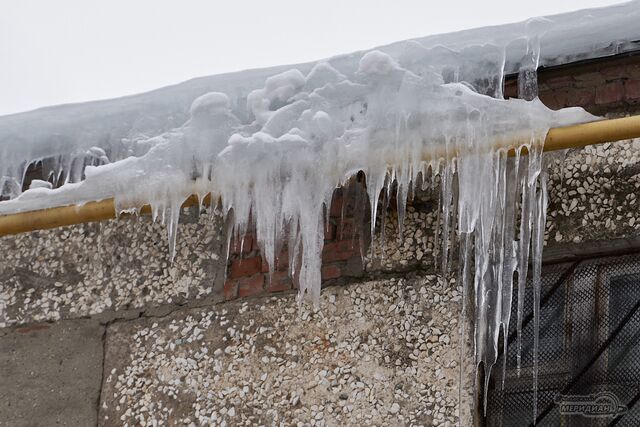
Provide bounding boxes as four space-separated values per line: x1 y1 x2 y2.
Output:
487 252 640 427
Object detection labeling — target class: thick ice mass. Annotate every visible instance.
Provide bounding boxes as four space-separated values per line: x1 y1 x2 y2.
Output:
2 1 638 420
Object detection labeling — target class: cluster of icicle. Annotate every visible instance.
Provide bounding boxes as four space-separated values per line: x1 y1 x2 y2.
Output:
1 38 598 423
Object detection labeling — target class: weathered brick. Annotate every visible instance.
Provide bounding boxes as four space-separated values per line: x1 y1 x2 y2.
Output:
261 257 270 273
595 81 624 105
275 251 290 270
566 87 595 107
544 75 573 89
601 65 626 79
329 193 344 218
230 234 253 255
238 274 265 297
627 63 640 78
251 235 261 252
536 82 551 92
324 222 337 240
574 71 603 82
321 264 342 280
574 78 603 89
540 89 568 110
260 250 290 273
322 240 357 262
223 279 238 300
625 79 640 101
266 271 293 293
336 220 360 240
229 256 262 278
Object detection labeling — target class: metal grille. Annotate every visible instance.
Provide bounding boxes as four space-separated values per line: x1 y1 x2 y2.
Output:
487 252 640 427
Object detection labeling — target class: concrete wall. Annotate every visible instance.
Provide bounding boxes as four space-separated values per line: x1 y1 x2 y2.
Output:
1 54 640 426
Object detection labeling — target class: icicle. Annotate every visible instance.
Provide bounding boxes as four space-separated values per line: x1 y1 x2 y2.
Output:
531 164 548 423
440 157 454 276
490 149 508 389
448 160 459 274
351 177 367 255
287 217 301 279
518 19 545 102
366 170 388 257
166 203 181 262
223 210 235 282
457 231 472 425
516 148 533 374
339 187 347 240
433 163 442 271
377 174 392 260
500 149 521 388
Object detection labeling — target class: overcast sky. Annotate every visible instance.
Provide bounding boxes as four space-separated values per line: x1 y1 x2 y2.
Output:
0 0 626 116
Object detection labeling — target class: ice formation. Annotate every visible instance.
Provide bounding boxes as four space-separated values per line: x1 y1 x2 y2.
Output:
2 1 639 421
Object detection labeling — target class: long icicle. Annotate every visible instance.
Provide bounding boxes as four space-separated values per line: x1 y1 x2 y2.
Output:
531 163 548 423
457 231 473 425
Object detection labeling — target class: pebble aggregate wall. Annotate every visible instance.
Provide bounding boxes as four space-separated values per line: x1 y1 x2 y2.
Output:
0 54 639 426
99 276 473 426
1 208 227 328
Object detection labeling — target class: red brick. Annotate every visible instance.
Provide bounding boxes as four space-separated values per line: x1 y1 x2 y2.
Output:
322 240 357 262
537 82 550 92
627 64 640 79
261 257 270 273
601 65 626 79
238 274 265 297
595 81 624 105
544 75 573 89
252 236 262 252
566 87 595 107
322 264 342 280
540 89 568 110
266 271 293 293
625 79 640 101
229 256 262 278
275 251 289 270
329 193 344 218
336 219 360 240
574 79 602 89
230 234 253 255
260 249 290 273
324 222 337 240
575 71 603 82
223 279 238 300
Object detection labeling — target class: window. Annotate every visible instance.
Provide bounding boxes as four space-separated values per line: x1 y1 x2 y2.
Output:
487 253 640 426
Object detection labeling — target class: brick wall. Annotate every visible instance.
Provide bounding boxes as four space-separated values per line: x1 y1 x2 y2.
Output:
223 176 370 301
505 53 640 114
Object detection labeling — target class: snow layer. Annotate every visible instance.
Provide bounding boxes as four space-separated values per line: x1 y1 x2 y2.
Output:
2 1 638 420
1 1 638 199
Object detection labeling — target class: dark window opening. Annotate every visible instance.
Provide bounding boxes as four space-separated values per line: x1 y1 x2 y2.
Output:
487 253 640 427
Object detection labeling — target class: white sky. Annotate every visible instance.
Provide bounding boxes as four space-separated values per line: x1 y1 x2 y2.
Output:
0 0 625 116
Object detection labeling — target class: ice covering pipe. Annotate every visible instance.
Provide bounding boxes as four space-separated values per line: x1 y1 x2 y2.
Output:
0 115 639 237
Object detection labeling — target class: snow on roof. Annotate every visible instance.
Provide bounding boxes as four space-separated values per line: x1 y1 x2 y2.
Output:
0 1 638 193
